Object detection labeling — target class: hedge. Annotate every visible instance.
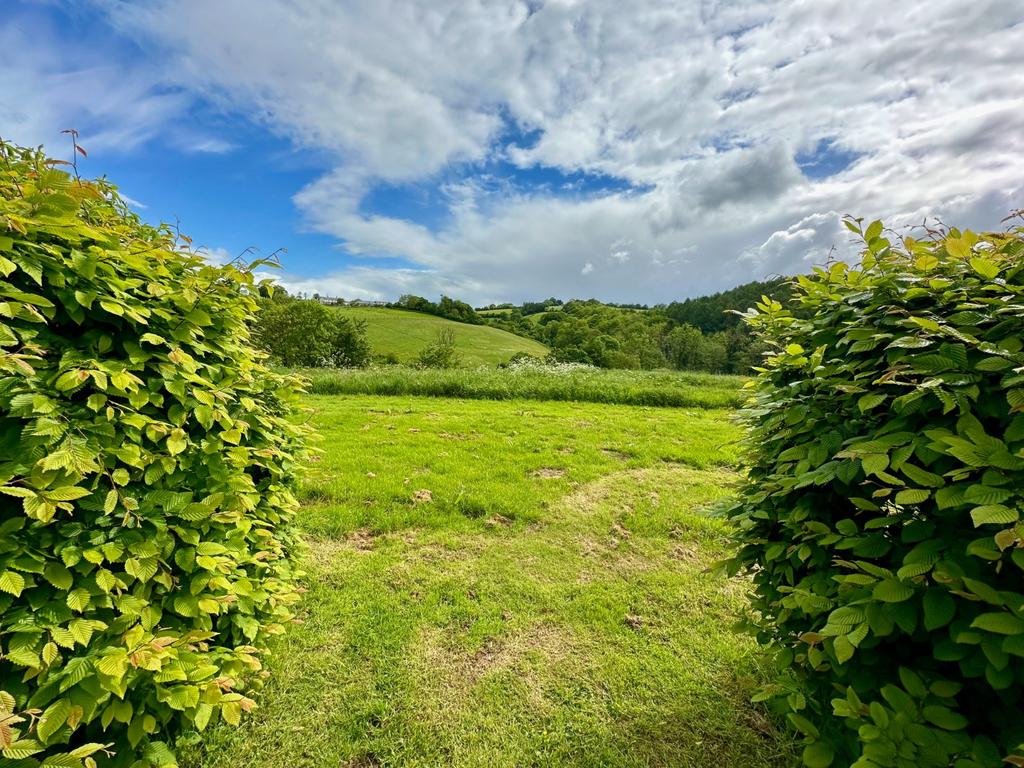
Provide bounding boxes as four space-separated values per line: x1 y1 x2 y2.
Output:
0 139 306 766
727 216 1024 767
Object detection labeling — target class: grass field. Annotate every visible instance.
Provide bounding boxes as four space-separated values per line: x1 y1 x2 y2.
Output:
181 395 794 768
304 364 746 408
334 306 549 365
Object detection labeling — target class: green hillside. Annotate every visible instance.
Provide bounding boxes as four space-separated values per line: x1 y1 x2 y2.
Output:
333 306 548 366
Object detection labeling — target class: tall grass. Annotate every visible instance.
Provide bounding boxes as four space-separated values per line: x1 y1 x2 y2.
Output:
300 362 745 408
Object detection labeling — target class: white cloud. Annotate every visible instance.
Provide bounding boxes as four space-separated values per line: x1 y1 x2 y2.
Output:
6 0 1024 302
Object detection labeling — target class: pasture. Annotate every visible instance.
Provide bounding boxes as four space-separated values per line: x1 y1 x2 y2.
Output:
181 394 793 768
333 306 550 365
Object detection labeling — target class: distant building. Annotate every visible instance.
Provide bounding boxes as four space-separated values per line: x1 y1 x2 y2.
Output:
348 299 388 307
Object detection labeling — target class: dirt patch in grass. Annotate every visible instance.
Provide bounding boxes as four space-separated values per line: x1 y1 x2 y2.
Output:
411 488 434 503
416 622 579 694
530 467 566 479
346 528 377 551
671 543 702 564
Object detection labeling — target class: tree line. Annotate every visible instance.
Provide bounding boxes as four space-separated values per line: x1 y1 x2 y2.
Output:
480 280 791 373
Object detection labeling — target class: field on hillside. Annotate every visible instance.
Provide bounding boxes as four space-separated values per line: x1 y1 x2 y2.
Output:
182 394 793 768
334 306 549 365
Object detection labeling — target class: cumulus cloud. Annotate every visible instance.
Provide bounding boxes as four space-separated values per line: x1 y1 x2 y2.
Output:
6 0 1024 302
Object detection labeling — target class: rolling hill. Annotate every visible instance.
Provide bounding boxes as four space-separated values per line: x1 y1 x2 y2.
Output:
333 306 549 366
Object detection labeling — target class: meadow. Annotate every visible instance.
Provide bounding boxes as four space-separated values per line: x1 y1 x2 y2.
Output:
180 393 794 768
333 306 550 365
302 363 746 408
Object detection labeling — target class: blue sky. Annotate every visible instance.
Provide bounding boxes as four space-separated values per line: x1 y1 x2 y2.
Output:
2 0 1022 304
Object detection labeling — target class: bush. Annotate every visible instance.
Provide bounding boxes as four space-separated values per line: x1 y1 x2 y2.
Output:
254 298 370 367
0 140 306 766
726 216 1024 767
415 328 460 369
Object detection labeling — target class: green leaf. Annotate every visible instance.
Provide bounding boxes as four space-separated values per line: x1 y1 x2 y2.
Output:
873 579 914 603
971 613 1024 635
96 652 128 681
858 393 886 412
166 429 187 456
861 454 888 476
0 570 26 597
220 700 242 726
971 505 1019 527
833 634 855 664
43 563 73 590
787 712 820 738
37 698 72 743
45 486 91 502
964 484 1014 505
923 589 956 630
802 741 834 768
900 463 944 488
2 740 45 760
894 488 929 506
65 588 90 612
922 705 967 730
968 256 999 279
945 237 972 258
1009 389 1024 412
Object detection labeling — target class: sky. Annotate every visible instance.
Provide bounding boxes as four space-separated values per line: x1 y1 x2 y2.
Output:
1 0 1022 305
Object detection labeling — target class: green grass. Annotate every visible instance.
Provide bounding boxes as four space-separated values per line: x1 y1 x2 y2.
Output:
303 364 746 408
333 306 549 365
526 311 554 324
181 395 794 768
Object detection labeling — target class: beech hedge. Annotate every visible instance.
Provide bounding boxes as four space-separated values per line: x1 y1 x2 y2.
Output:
727 216 1024 767
0 139 306 766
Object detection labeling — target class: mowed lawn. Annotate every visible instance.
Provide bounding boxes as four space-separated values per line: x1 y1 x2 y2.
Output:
334 306 550 365
181 396 794 768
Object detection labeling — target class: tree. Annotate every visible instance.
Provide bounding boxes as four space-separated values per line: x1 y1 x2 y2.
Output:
253 299 370 367
416 328 461 368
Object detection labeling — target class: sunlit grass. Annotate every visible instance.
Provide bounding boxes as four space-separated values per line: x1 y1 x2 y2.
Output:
181 395 793 768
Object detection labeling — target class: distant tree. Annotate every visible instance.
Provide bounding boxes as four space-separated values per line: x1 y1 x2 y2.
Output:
416 328 461 368
394 294 483 324
661 324 706 370
254 299 370 367
664 279 791 333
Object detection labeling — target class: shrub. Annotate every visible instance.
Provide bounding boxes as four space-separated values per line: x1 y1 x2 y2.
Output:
254 298 370 367
0 139 306 766
415 328 460 369
726 216 1024 767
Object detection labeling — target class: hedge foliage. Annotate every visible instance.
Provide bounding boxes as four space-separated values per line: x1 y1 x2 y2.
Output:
727 216 1024 767
0 139 306 766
